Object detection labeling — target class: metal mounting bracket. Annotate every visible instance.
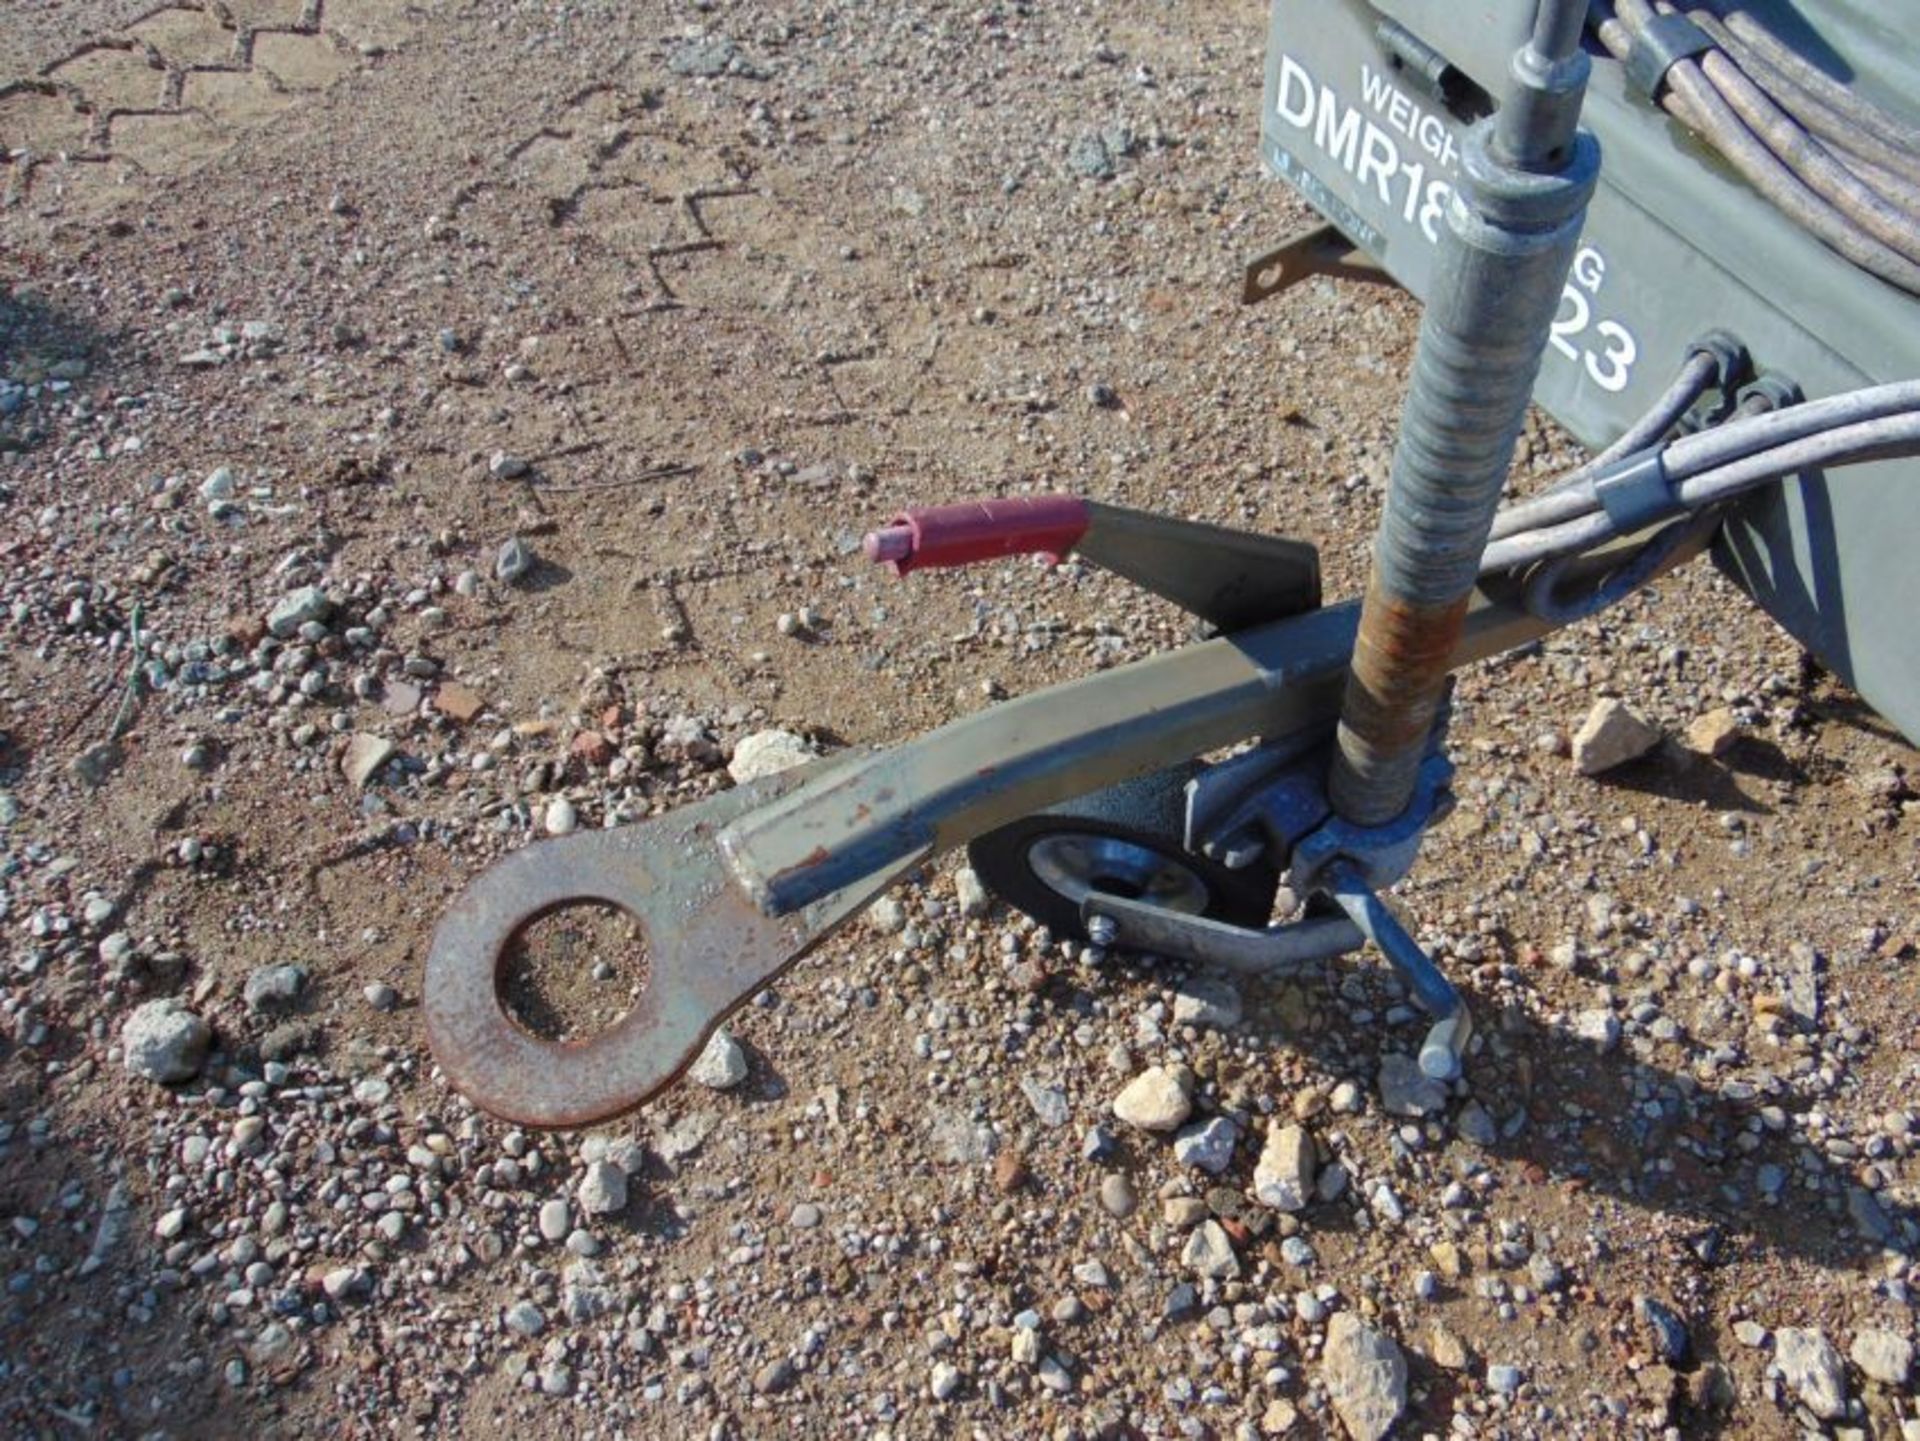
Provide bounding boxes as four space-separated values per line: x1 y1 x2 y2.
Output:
1289 753 1457 894
1241 221 1393 306
1073 503 1321 633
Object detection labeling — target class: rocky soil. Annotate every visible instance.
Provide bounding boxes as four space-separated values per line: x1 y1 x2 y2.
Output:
1 2 1916 1438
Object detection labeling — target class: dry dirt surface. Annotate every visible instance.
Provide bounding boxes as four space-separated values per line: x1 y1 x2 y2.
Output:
2 2 1918 1438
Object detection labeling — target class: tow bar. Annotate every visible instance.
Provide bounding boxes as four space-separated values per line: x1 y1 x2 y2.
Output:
427 1 1630 1129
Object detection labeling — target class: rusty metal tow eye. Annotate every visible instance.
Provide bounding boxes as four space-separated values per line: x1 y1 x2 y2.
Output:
423 762 918 1129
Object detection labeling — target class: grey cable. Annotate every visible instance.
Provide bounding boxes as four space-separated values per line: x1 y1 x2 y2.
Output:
1839 151 1920 223
1482 408 1920 572
1693 44 1920 266
1560 348 1718 478
1488 349 1719 542
1519 509 1724 623
1673 410 1920 505
1491 379 1920 544
1688 6 1920 194
1596 0 1920 294
1704 2 1920 165
1483 510 1618 573
1663 380 1920 476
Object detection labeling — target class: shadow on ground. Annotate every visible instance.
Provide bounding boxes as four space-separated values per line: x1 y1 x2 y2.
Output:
1076 942 1912 1438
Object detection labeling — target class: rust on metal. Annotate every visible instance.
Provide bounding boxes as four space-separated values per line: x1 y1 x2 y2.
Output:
424 763 923 1128
1340 580 1469 748
1330 578 1472 826
425 530 1711 1125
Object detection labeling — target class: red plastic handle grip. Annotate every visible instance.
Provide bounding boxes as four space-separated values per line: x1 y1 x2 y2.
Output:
862 496 1091 576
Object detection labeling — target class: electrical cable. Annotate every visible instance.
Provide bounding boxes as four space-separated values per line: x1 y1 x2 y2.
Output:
1482 408 1920 573
1489 347 1720 542
1672 410 1920 504
1592 0 1920 294
1483 510 1620 574
1704 3 1920 166
1555 348 1718 480
1463 7 1920 607
1837 152 1920 223
1518 508 1724 623
1688 6 1920 195
1490 378 1920 546
1691 43 1920 266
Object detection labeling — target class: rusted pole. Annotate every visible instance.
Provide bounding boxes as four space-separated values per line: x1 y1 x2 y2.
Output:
1329 0 1601 826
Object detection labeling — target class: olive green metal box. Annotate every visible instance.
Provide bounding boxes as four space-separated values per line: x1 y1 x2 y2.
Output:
1260 0 1920 742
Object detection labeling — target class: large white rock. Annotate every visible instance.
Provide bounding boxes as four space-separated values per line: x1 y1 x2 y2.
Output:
122 999 211 1084
1172 1117 1238 1174
1181 1219 1239 1280
728 729 815 783
1774 1327 1847 1420
953 866 990 918
1111 1066 1192 1132
1850 1328 1912 1387
576 1160 628 1217
688 1027 748 1090
1321 1313 1408 1441
1172 975 1242 1030
1253 1122 1316 1212
342 733 396 790
1571 697 1661 776
1377 1053 1447 1117
866 894 907 934
266 584 332 638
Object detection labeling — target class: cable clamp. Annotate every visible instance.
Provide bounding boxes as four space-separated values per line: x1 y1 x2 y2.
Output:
1625 12 1713 100
1684 330 1752 423
1686 329 1751 393
1594 445 1682 533
1737 373 1803 414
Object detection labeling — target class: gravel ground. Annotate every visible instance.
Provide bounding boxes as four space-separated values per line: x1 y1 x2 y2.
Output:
1 2 1916 1438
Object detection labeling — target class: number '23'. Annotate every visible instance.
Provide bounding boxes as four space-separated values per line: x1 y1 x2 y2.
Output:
1549 246 1636 393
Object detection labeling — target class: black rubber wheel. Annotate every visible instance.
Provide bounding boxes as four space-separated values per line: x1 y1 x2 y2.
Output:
965 764 1279 942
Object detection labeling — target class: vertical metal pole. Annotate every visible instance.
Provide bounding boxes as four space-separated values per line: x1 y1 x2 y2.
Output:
1329 0 1600 827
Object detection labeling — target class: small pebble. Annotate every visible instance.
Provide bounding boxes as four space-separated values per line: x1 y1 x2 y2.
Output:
496 536 536 584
